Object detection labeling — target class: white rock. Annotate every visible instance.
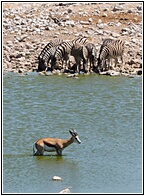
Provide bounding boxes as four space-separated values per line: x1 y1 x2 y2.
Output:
80 21 90 25
112 5 123 12
59 188 71 193
111 32 120 38
97 19 102 24
102 13 108 17
97 24 105 29
108 70 121 76
52 176 62 181
88 18 93 22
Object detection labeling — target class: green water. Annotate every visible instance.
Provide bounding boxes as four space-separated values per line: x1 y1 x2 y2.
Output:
3 73 142 193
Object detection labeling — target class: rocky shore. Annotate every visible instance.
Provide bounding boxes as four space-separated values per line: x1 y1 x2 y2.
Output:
3 2 142 76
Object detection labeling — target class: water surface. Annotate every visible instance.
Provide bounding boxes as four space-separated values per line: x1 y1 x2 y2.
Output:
3 73 142 193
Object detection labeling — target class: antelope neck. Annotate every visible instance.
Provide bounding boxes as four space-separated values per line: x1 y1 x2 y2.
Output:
63 137 74 148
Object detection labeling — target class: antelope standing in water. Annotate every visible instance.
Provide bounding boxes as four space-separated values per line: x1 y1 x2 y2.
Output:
33 129 81 156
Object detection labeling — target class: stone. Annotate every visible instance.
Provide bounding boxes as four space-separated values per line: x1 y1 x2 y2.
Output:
136 70 142 75
18 68 23 73
59 188 71 193
108 70 121 76
80 21 90 25
97 24 105 29
52 176 62 181
102 13 108 17
112 5 123 12
97 19 102 24
88 18 93 22
111 32 120 38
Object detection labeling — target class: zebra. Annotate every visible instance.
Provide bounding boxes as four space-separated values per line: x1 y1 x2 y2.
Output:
97 39 125 72
51 40 73 71
98 38 114 55
97 38 114 72
101 38 114 46
71 42 89 73
38 39 63 71
85 43 97 71
51 37 88 72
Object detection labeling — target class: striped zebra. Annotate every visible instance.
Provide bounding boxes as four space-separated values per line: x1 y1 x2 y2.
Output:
38 39 63 71
99 38 114 54
51 37 88 72
97 39 125 72
71 42 89 73
85 43 97 71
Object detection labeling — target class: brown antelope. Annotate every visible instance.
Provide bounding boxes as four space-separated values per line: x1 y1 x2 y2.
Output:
33 129 81 156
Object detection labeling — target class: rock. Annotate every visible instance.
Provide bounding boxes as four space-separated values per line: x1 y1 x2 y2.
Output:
136 70 142 75
52 176 62 181
102 13 108 17
88 18 93 22
121 72 129 77
18 68 23 73
79 21 90 25
67 73 79 78
67 8 73 13
112 5 123 12
52 70 61 75
136 6 142 11
99 70 121 76
111 32 120 38
97 24 105 29
97 19 102 24
98 71 108 75
38 71 47 76
107 70 121 76
59 188 71 193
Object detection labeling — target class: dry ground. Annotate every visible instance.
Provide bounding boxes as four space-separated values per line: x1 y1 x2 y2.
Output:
3 2 142 74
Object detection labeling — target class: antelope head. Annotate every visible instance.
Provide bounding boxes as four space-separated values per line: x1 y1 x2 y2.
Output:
69 129 81 144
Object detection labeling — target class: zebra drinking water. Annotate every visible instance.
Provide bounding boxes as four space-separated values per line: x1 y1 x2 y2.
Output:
51 37 88 72
71 43 89 73
38 39 63 71
85 43 97 71
97 39 125 72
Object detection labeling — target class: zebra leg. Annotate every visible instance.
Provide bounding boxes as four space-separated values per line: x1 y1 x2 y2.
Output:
83 58 88 73
102 59 106 71
115 58 118 68
121 55 123 64
88 57 92 72
68 60 71 69
61 59 64 69
108 57 112 70
74 58 80 73
78 62 81 73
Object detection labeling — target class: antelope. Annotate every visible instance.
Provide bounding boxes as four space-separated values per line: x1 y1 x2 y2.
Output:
33 129 81 156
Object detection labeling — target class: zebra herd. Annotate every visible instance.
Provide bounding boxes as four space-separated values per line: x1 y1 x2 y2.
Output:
38 37 125 74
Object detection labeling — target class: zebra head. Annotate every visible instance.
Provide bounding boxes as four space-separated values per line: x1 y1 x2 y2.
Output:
38 57 47 71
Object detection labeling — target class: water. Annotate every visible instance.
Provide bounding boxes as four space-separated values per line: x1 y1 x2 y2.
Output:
3 72 142 193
